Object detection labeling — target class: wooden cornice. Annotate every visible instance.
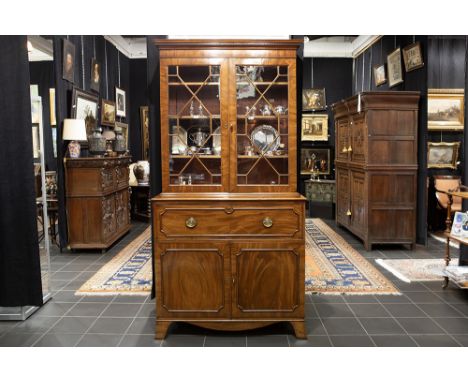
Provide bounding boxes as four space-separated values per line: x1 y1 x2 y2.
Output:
152 39 303 50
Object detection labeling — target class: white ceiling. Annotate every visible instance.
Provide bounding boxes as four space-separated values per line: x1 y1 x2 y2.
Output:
27 35 382 62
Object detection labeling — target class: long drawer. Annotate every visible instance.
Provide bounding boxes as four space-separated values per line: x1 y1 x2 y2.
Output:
154 203 304 239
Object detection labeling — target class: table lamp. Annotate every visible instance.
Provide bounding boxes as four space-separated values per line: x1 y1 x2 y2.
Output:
63 119 86 158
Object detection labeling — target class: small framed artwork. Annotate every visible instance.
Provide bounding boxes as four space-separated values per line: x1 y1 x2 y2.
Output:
115 121 129 146
140 106 149 160
62 39 75 83
373 64 387 87
90 58 101 93
387 47 403 88
427 141 460 169
101 99 116 126
301 148 330 175
71 87 98 137
116 87 126 117
301 114 328 141
302 88 326 111
402 42 424 72
428 89 464 131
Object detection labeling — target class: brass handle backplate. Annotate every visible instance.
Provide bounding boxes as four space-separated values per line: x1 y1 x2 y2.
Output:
185 217 197 229
346 210 352 216
347 145 353 152
342 147 348 153
263 217 273 228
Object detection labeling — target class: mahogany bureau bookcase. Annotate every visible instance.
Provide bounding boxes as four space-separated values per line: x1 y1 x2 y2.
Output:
151 39 306 339
332 91 420 251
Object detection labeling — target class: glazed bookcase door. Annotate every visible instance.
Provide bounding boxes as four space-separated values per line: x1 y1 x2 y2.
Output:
160 58 229 192
229 59 297 192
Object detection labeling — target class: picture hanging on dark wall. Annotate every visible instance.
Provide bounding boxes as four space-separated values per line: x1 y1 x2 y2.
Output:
62 39 75 83
116 87 126 117
90 58 101 93
140 106 149 160
302 88 326 111
428 89 464 131
402 42 424 72
300 148 330 175
71 88 98 137
427 141 460 169
373 64 387 86
387 47 403 88
101 99 116 127
301 114 328 141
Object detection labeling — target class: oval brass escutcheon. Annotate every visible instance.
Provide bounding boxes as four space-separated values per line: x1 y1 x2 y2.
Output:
263 217 273 228
185 217 197 229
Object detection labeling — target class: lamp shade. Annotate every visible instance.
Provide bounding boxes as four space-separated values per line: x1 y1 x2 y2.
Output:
63 119 87 141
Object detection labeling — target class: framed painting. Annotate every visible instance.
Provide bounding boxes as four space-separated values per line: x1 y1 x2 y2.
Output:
49 88 56 126
387 47 403 88
62 39 75 83
427 141 460 169
116 87 126 117
300 148 331 175
140 106 149 160
402 42 424 72
373 64 387 87
302 88 326 111
90 58 101 93
115 121 129 146
301 114 328 141
428 89 464 131
101 99 116 127
71 87 98 137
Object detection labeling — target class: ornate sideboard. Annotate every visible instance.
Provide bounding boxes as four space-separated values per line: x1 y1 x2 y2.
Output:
64 156 131 250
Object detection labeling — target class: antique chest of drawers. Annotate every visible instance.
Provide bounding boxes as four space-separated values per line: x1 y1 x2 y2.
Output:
65 156 131 250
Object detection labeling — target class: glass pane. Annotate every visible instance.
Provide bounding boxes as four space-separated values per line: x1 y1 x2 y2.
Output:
168 65 221 186
235 65 289 186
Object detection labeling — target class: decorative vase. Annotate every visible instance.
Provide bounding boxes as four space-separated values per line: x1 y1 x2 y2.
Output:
68 140 81 158
88 127 106 156
133 160 150 185
113 128 127 154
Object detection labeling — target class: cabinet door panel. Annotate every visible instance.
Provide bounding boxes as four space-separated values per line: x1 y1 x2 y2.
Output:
156 242 230 318
336 167 350 226
336 118 349 161
229 58 297 193
350 116 366 163
231 242 304 318
350 170 366 234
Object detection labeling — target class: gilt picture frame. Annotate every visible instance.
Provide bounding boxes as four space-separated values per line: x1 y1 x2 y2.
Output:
301 114 328 141
140 106 149 160
373 64 387 87
428 89 464 131
402 42 424 72
300 148 331 175
387 47 404 88
302 88 326 111
427 141 460 169
71 87 98 137
101 99 116 127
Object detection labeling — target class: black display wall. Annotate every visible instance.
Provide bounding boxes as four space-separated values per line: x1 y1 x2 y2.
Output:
129 58 148 161
52 36 130 249
353 35 429 246
0 36 43 307
29 60 56 171
299 57 353 195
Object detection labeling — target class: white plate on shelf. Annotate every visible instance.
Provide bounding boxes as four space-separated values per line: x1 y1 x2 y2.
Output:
251 124 280 153
171 125 187 154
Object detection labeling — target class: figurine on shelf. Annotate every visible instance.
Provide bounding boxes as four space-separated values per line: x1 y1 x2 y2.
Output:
260 104 272 116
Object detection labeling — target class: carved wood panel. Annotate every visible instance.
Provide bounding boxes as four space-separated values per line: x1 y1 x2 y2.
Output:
101 195 116 239
100 168 114 192
351 117 366 163
336 167 350 225
336 118 349 161
350 170 366 234
115 189 128 231
231 243 302 317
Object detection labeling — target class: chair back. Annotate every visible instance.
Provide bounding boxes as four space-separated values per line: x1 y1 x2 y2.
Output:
434 175 461 210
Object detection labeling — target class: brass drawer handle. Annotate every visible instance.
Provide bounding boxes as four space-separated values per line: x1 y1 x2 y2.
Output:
342 147 348 153
346 210 352 216
185 217 197 229
263 217 273 228
347 145 353 152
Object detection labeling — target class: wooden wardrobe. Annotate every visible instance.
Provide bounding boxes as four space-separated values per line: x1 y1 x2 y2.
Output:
332 91 420 250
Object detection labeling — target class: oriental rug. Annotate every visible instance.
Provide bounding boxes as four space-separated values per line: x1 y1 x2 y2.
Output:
305 219 399 295
375 258 456 283
75 227 152 295
76 219 399 296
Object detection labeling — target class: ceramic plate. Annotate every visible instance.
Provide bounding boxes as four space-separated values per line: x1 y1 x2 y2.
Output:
251 124 280 153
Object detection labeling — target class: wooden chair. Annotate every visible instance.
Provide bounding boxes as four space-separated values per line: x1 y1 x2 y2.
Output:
433 175 467 232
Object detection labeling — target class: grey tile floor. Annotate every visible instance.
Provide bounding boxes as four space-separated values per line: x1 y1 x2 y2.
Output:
1 220 468 347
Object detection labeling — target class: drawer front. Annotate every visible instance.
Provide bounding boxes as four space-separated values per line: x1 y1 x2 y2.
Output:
115 164 129 189
156 204 303 239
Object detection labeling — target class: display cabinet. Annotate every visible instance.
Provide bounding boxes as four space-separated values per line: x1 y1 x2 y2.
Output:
152 39 306 339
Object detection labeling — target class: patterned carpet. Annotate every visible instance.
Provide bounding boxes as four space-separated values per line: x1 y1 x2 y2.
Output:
306 219 398 294
76 219 399 296
375 258 453 283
